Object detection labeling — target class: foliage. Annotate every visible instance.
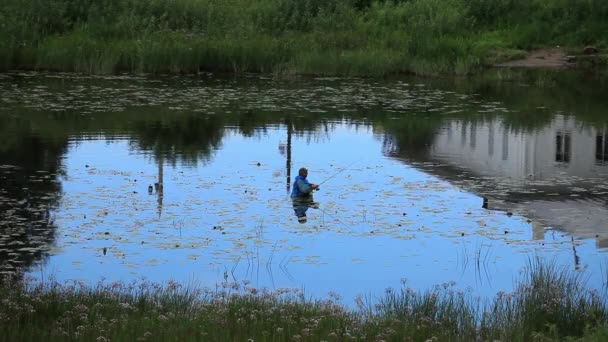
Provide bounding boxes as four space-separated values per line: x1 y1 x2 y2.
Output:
0 259 606 341
1 0 606 76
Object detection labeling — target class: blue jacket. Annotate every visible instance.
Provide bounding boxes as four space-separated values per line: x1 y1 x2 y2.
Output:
291 175 313 198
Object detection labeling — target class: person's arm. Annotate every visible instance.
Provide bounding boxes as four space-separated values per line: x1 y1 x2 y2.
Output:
296 179 312 194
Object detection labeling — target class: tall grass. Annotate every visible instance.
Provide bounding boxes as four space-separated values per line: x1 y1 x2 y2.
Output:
480 258 608 341
293 49 406 77
1 259 607 341
1 0 607 76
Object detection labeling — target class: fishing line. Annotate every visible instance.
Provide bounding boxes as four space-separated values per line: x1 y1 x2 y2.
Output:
316 159 360 188
314 205 353 232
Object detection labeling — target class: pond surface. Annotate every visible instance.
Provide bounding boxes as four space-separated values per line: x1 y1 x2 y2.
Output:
1 71 607 305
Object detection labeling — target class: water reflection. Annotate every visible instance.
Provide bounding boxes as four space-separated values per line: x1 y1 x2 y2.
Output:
292 199 319 223
429 116 608 181
130 114 224 165
1 71 608 302
388 114 608 246
597 128 608 164
0 118 66 279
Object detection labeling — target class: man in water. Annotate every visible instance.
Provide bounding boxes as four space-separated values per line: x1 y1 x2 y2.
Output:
291 167 319 199
291 167 319 223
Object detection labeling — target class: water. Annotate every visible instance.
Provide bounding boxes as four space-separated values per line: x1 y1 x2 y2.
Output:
1 71 607 305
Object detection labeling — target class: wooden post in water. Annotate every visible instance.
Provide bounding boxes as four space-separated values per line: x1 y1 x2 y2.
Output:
156 155 164 218
286 119 292 193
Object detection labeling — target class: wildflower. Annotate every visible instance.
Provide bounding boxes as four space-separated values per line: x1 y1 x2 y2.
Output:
110 281 122 290
158 314 169 321
276 327 284 333
167 280 180 291
355 295 365 308
96 337 108 342
328 291 341 301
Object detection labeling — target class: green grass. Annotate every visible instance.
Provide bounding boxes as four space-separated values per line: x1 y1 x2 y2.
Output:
1 258 606 341
1 0 607 76
480 259 607 341
291 49 405 77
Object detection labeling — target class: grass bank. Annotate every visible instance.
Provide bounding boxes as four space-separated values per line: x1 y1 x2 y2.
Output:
0 0 607 76
1 259 607 341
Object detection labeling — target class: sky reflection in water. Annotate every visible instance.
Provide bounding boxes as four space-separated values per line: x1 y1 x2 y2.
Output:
39 125 605 305
0 72 606 306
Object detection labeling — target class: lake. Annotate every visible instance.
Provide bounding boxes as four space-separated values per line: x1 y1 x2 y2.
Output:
1 70 607 305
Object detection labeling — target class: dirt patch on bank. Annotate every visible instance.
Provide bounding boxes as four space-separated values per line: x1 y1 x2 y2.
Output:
495 48 575 69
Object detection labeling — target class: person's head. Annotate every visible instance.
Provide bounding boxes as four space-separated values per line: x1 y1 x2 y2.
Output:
298 215 307 224
298 167 308 178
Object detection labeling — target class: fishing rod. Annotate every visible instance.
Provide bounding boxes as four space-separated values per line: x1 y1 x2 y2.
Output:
315 160 359 190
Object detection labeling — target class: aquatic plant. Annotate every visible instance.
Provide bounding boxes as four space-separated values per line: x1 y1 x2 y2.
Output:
480 258 608 341
1 259 606 341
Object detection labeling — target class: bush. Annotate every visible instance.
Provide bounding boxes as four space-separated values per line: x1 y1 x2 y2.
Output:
2 0 607 76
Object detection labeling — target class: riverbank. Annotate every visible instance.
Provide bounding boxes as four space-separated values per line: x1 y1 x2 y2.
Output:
1 260 607 341
1 0 607 77
494 47 607 70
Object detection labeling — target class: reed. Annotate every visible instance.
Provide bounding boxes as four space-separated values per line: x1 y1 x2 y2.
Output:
1 259 606 341
480 258 608 341
291 49 405 77
1 0 607 76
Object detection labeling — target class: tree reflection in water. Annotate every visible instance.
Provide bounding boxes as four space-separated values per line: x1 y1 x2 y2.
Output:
0 122 66 279
1 71 608 282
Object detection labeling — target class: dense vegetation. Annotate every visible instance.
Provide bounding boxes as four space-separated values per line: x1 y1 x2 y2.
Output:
1 260 607 341
1 0 607 76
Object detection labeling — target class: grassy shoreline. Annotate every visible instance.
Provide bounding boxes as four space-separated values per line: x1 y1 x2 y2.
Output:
1 259 607 341
1 0 607 77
